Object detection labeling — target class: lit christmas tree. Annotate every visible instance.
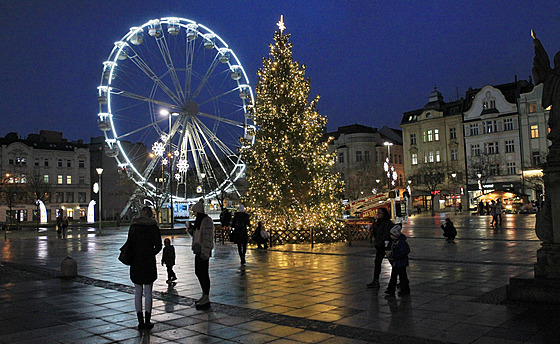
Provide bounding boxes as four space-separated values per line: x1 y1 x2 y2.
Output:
241 17 344 241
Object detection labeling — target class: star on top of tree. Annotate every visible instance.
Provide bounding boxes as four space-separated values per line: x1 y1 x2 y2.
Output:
277 15 286 34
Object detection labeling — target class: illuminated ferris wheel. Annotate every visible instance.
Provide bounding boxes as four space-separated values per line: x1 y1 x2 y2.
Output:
97 17 255 206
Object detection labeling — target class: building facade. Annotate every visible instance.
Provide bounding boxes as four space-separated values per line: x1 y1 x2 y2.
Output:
0 131 91 223
463 80 534 210
327 124 404 201
400 88 466 212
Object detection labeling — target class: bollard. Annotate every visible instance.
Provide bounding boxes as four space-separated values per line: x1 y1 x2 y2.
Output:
60 256 77 278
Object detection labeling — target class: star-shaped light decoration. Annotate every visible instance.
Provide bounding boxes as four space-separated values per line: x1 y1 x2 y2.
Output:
175 173 181 181
161 157 168 166
152 141 165 157
277 15 286 34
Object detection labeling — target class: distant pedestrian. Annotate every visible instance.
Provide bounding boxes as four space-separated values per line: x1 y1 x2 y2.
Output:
458 202 463 213
478 202 484 216
490 200 498 227
61 216 69 239
190 200 214 308
441 218 457 242
496 199 503 226
367 207 394 288
126 206 162 331
252 221 269 249
219 208 232 228
56 213 63 238
161 238 177 284
231 205 250 265
384 225 410 297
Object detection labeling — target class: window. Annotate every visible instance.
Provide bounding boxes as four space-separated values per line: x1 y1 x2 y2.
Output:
484 120 497 133
43 174 49 183
436 151 441 162
8 159 14 165
44 158 49 167
490 164 500 176
411 153 418 165
364 151 370 162
471 144 480 157
35 158 39 166
507 162 517 175
58 159 63 167
449 127 456 140
423 131 427 143
66 176 72 184
485 142 499 154
505 140 515 153
78 192 86 203
67 160 72 168
78 175 85 185
424 153 428 163
57 175 63 184
56 192 64 203
66 192 74 203
434 129 440 141
470 124 479 136
532 151 541 166
410 134 416 145
16 157 26 165
78 160 85 168
531 125 539 138
451 149 458 161
338 152 344 164
20 174 26 183
429 151 434 163
355 151 362 162
504 118 514 131
427 130 433 142
529 102 537 113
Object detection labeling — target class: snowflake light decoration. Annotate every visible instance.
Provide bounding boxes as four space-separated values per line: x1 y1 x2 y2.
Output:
152 141 165 157
177 158 189 173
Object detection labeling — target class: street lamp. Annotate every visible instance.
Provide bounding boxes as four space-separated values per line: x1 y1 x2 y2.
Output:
451 173 457 214
160 109 179 228
383 142 395 190
96 168 103 235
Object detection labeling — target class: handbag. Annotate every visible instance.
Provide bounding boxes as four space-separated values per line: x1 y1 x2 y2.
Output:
118 240 133 265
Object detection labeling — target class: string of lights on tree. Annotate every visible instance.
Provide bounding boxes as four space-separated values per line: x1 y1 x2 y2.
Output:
241 16 344 236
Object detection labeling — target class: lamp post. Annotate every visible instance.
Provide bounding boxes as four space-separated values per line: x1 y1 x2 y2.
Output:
407 180 412 216
161 109 179 228
451 172 457 214
96 168 103 235
383 142 394 190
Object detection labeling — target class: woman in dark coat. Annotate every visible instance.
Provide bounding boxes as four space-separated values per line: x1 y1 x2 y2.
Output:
231 205 250 264
367 207 394 288
127 206 162 330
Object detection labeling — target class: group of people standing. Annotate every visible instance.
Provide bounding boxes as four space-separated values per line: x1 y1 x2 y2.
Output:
367 207 411 297
124 201 271 331
123 199 215 331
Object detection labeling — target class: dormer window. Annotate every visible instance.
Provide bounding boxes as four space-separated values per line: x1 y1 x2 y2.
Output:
426 112 432 118
482 91 496 110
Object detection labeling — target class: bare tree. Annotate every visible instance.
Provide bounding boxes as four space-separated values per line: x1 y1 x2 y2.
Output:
26 173 54 230
0 183 24 229
467 153 504 192
343 162 386 200
409 164 450 215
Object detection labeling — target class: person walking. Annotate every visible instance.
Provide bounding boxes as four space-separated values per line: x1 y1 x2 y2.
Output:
490 200 498 227
56 212 63 238
219 208 232 228
384 225 411 297
441 218 457 242
61 216 69 239
367 207 394 288
232 205 250 264
496 199 503 226
190 200 214 308
161 238 177 284
126 206 162 331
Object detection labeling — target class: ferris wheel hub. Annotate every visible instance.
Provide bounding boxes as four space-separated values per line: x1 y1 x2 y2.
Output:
185 99 199 117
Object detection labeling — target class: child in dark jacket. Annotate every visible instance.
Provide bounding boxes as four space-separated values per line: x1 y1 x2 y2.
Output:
161 238 177 283
385 225 410 297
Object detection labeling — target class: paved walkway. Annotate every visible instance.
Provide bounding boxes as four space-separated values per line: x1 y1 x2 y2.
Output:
0 213 558 343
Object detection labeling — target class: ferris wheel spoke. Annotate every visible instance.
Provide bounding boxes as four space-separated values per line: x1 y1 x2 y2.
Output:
198 112 245 128
198 87 240 107
184 38 196 99
192 54 221 100
126 50 182 105
116 117 167 140
192 117 237 179
155 35 186 103
110 88 180 110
